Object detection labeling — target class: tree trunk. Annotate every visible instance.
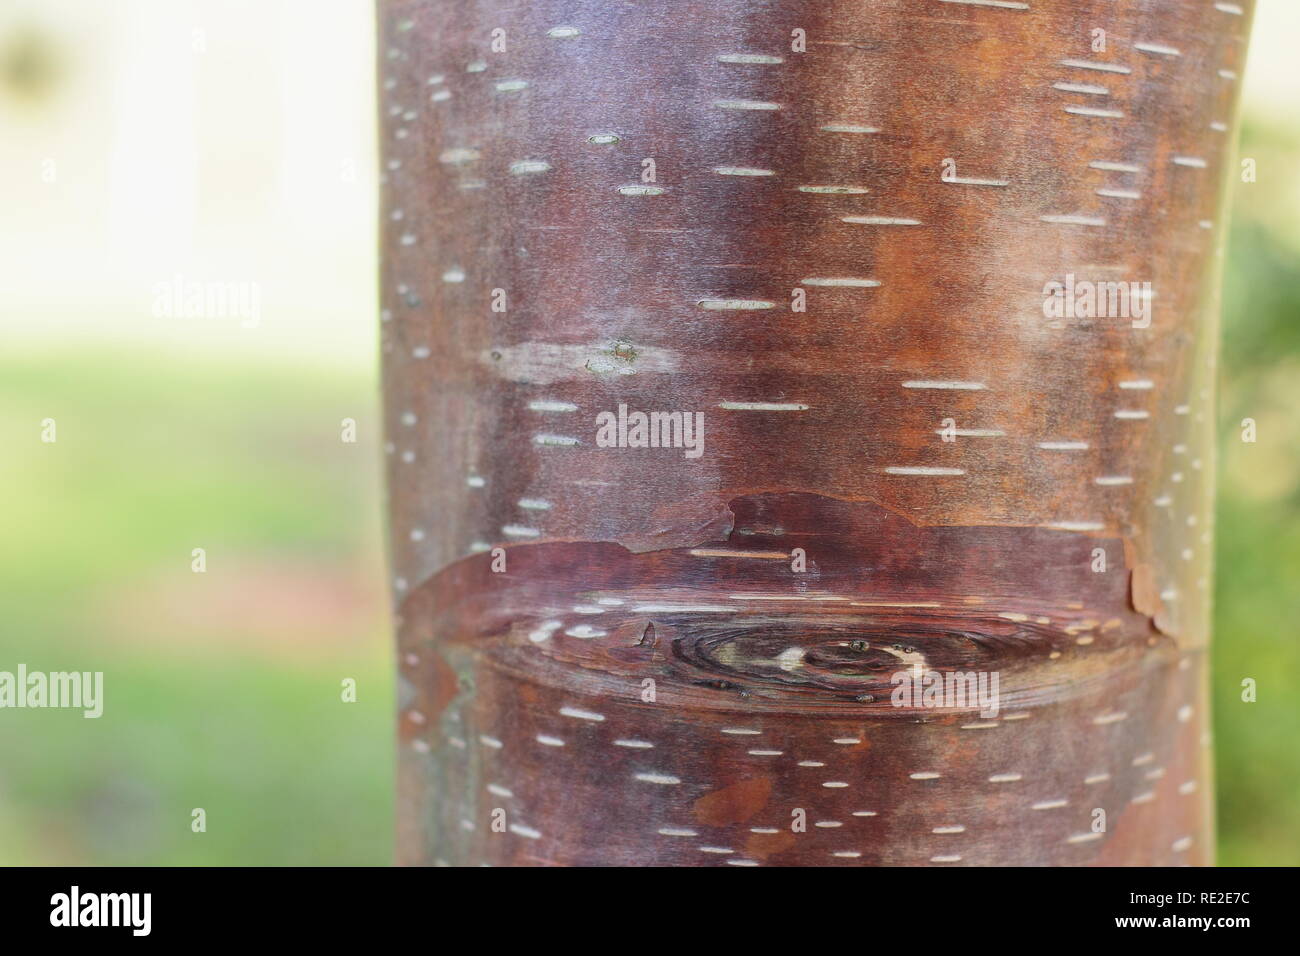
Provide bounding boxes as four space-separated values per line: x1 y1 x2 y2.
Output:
380 0 1253 866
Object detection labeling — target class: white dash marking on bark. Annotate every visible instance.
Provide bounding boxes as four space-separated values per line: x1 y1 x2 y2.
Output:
1037 440 1088 450
937 428 1005 438
528 400 578 412
614 739 654 749
1060 59 1131 74
1135 42 1181 57
842 215 921 225
714 166 775 176
502 524 540 538
717 401 809 411
1089 160 1143 172
617 185 665 196
1040 214 1107 227
536 734 565 747
691 548 789 559
714 99 781 111
564 625 606 639
797 185 870 194
820 123 880 133
559 706 605 722
635 772 681 785
1032 799 1069 810
945 176 1010 186
718 53 784 64
800 277 880 287
1065 105 1124 118
510 160 551 175
697 298 776 310
902 380 986 390
885 467 965 476
529 620 562 643
1053 82 1108 95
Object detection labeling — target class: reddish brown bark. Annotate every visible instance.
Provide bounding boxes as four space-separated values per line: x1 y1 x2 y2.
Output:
379 0 1252 865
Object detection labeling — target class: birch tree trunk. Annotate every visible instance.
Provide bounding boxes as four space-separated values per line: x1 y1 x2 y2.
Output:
379 0 1253 866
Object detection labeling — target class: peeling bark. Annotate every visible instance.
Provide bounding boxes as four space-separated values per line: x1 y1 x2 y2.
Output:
380 0 1252 866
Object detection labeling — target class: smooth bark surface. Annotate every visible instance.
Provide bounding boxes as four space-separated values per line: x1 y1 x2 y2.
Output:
379 0 1253 865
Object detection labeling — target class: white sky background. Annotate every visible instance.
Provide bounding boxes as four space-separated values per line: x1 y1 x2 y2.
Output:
0 0 1295 367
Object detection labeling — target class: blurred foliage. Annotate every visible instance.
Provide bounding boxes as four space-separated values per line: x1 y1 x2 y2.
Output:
1213 117 1300 866
0 354 391 864
0 23 63 105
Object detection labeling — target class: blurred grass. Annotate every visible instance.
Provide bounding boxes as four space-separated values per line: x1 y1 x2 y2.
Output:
0 351 392 864
1212 116 1300 866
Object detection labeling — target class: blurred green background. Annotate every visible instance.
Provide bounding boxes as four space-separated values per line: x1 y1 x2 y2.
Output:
0 1 1296 865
